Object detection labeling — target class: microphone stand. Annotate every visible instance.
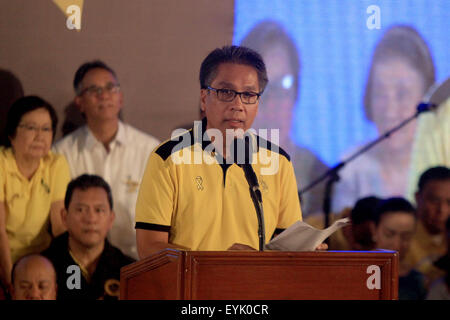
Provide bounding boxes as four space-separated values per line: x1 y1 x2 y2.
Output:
247 181 265 251
235 137 266 251
298 103 435 238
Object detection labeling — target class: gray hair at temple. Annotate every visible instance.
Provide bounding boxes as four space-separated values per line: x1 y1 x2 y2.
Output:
364 25 436 121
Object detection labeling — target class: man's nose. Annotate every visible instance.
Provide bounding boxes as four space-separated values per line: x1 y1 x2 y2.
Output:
27 286 42 300
438 201 450 216
97 88 110 99
83 208 97 222
230 94 245 111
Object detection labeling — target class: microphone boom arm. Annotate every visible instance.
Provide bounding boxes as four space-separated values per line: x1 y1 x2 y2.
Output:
299 107 424 230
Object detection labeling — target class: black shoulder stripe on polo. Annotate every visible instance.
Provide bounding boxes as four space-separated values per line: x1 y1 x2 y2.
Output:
135 222 170 232
155 129 194 161
256 135 291 162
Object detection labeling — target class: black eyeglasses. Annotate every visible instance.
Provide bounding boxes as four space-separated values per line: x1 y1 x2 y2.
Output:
79 82 121 96
206 86 261 104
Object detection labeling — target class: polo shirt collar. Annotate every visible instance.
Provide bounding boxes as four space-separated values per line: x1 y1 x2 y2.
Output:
3 147 48 178
199 117 212 151
83 121 125 151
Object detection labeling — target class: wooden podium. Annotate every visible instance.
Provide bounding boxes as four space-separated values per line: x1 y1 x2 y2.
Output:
120 249 398 300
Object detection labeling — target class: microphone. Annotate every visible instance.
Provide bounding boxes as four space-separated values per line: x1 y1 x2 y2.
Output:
240 162 263 203
417 77 450 114
417 102 437 113
232 136 265 251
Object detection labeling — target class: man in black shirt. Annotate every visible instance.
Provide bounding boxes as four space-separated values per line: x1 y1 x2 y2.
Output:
43 174 134 300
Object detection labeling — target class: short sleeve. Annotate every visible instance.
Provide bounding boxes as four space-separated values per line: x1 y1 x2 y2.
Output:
135 152 175 228
50 153 71 202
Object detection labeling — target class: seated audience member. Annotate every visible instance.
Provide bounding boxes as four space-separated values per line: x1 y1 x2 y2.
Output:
345 196 381 251
10 254 57 300
0 96 70 293
305 196 381 251
426 217 450 300
404 166 450 284
332 25 436 213
371 197 427 300
53 60 160 260
42 174 134 300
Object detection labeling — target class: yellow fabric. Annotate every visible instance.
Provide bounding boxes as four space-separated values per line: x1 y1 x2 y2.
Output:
0 147 71 262
404 221 447 283
407 97 450 203
135 133 302 251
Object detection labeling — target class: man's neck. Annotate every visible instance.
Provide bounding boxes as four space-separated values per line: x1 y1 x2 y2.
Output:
68 237 105 276
212 134 239 163
87 119 119 152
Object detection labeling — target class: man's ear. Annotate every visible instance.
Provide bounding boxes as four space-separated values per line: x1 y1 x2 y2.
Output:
415 191 420 207
61 208 68 229
200 89 208 113
74 96 84 114
118 91 124 111
108 210 116 229
8 283 15 300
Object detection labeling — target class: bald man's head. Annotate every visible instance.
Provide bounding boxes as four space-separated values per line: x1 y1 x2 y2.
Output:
11 254 57 300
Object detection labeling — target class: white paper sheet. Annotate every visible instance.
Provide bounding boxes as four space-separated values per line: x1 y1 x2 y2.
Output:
265 217 351 251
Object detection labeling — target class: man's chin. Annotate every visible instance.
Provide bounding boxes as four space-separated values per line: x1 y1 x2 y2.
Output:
79 237 103 248
224 127 247 139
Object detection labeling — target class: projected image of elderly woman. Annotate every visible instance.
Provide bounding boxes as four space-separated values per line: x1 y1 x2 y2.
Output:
332 25 436 212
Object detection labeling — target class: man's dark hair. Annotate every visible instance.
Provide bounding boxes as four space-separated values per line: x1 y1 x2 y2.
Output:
199 45 268 93
73 60 118 95
351 196 382 225
4 95 58 147
417 166 450 193
372 197 416 226
64 174 113 210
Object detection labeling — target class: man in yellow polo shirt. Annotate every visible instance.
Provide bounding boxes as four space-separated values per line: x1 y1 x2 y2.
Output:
135 45 303 258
